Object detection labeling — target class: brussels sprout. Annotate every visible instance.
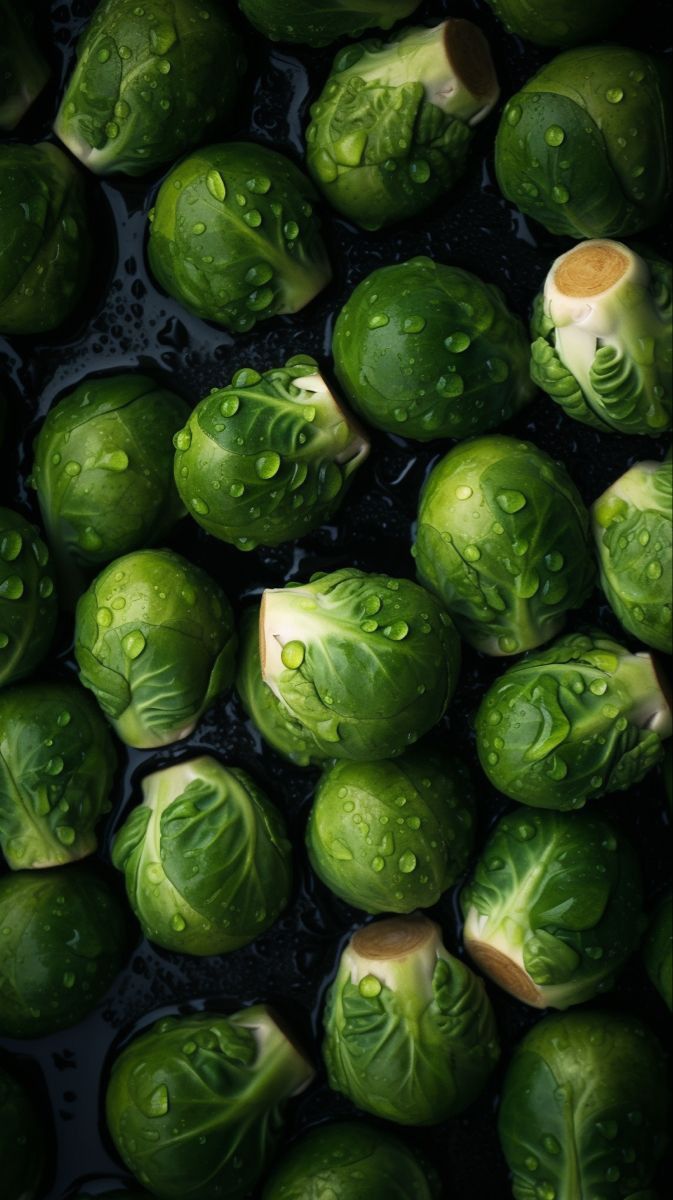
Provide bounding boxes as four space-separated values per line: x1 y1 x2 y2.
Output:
323 913 499 1124
238 0 422 48
147 143 332 334
475 631 672 810
644 893 672 1011
0 507 58 689
482 0 631 48
75 549 237 749
0 866 128 1037
0 681 116 870
462 808 645 1010
0 1064 45 1200
498 1011 671 1200
262 1120 441 1200
306 20 499 231
106 1006 314 1200
33 374 189 603
0 142 91 334
495 46 672 239
593 456 672 654
413 435 595 656
260 568 461 761
174 356 369 551
54 0 245 176
236 607 331 768
307 747 475 913
332 257 534 441
531 241 672 436
0 1 49 131
112 756 292 955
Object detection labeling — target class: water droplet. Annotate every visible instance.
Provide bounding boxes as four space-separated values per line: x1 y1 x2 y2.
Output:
445 331 471 352
206 170 226 201
552 185 570 204
496 490 526 513
0 531 22 562
0 575 24 601
606 87 624 104
256 452 281 479
122 630 146 659
368 313 389 329
383 620 408 641
544 125 566 147
403 315 426 334
455 485 473 500
371 855 385 872
281 640 305 669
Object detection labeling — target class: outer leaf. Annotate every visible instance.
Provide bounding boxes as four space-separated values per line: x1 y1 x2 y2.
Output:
105 1007 314 1200
0 681 117 869
475 631 672 809
498 1011 671 1200
0 507 58 689
147 142 332 333
483 0 631 48
333 256 534 440
495 46 672 238
54 0 246 176
239 0 422 48
74 549 237 748
0 143 91 334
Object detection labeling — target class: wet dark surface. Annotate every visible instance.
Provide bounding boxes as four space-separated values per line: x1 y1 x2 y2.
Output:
0 1 671 1196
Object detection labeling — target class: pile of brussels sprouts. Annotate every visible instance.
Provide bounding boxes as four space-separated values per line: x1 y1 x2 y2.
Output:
0 0 671 1198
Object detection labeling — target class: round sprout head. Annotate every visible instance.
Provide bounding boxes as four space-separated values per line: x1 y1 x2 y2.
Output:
495 46 672 239
74 549 237 749
413 435 595 655
323 913 499 1125
260 568 460 760
0 507 58 688
0 866 128 1038
0 1064 45 1200
174 356 369 550
238 0 423 48
147 142 332 333
261 1119 441 1200
306 20 499 231
498 1011 672 1200
333 257 534 441
33 374 190 604
54 0 246 176
0 143 91 335
461 808 645 1009
0 3 50 130
475 631 673 810
236 607 331 768
482 0 631 48
593 456 672 653
0 681 117 869
307 748 476 913
105 1006 315 1200
112 756 292 955
531 241 672 436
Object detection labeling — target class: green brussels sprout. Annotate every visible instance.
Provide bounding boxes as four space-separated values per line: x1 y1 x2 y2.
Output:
323 913 499 1125
33 374 190 604
332 257 534 441
147 142 332 334
592 456 672 654
54 0 245 177
260 568 461 761
236 607 331 768
462 807 645 1010
0 1 49 131
0 681 117 870
475 631 672 811
106 1006 314 1200
174 356 369 551
482 0 631 48
531 241 672 436
75 549 237 749
498 1011 671 1200
0 142 91 334
0 507 58 689
261 1120 441 1200
306 20 499 232
306 747 475 913
0 866 128 1037
238 0 422 48
495 46 672 239
0 1064 45 1200
644 893 672 1011
413 435 595 656
112 756 292 955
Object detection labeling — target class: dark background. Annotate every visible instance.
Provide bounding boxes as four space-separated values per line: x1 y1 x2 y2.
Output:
0 1 671 1196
